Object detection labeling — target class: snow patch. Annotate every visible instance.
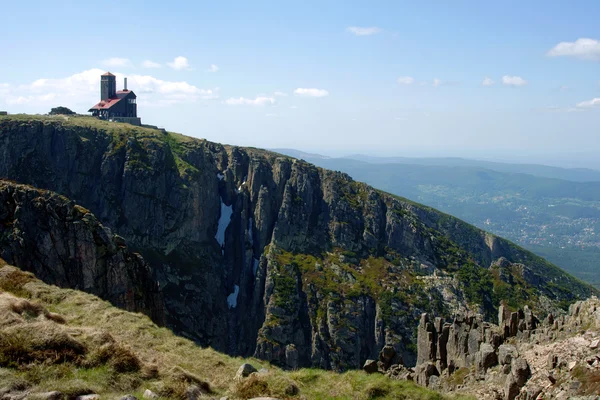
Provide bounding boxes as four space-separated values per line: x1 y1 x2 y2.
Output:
217 172 224 181
215 199 233 252
236 178 247 193
227 285 239 309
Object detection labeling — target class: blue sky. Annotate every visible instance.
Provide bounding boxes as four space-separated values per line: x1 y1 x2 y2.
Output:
2 1 600 167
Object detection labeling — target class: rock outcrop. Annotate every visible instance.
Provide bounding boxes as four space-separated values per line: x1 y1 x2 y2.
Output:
0 116 594 371
408 297 600 399
0 181 162 321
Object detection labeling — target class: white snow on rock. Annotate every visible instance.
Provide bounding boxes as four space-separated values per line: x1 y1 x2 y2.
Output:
227 285 239 309
217 172 224 181
215 198 233 251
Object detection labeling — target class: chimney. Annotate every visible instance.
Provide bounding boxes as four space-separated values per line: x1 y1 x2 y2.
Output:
124 77 128 91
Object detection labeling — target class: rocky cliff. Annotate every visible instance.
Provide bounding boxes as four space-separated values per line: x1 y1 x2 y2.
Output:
0 115 595 371
389 297 600 399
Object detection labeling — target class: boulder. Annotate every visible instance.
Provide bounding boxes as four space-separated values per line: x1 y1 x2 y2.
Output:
476 343 498 373
524 386 542 400
235 363 258 380
143 389 159 400
498 344 517 366
511 358 531 387
509 312 519 337
415 362 439 387
547 353 558 370
590 339 599 349
417 313 436 365
498 304 508 326
76 396 100 400
248 398 281 400
504 373 521 400
33 393 62 400
285 344 299 369
363 359 378 374
523 306 538 331
186 385 205 400
379 345 398 370
119 396 138 400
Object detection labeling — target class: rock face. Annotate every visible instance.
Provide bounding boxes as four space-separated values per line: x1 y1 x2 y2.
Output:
0 116 593 371
0 181 162 322
411 297 600 399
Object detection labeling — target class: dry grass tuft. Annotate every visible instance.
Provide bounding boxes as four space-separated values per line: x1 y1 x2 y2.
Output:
0 322 87 366
571 365 600 395
44 311 67 324
141 363 159 379
10 298 45 316
86 342 142 373
0 265 36 297
232 374 272 399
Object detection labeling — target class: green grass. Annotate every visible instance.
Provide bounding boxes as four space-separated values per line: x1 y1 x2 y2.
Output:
0 263 472 400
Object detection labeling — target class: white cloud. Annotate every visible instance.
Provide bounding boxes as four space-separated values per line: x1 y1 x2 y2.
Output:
224 96 276 106
547 38 600 61
1 68 217 110
290 105 298 109
167 56 191 70
397 76 414 85
502 75 527 87
0 83 10 96
274 91 287 97
346 26 382 36
482 77 495 86
207 64 219 73
293 88 329 97
142 60 162 68
129 74 218 104
576 98 600 108
102 57 132 68
432 78 441 87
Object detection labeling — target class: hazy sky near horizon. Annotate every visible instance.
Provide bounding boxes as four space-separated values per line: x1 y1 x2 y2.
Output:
2 1 600 167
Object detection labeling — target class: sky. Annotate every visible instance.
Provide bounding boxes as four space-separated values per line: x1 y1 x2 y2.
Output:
2 1 600 168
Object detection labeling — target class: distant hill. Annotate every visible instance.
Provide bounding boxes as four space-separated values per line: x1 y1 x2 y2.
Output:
343 154 600 183
274 149 600 285
271 148 331 160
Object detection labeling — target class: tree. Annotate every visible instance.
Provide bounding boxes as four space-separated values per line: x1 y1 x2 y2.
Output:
49 106 75 115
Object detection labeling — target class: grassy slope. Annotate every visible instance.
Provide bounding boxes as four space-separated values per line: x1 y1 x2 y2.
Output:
0 262 471 400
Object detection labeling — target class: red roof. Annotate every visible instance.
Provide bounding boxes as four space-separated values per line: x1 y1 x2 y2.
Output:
88 97 122 111
102 72 115 77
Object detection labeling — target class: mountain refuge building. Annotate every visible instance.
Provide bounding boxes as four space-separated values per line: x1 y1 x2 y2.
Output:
88 72 141 126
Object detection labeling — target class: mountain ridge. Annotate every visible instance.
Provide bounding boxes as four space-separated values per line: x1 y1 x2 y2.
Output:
271 149 600 183
273 148 600 285
0 114 594 372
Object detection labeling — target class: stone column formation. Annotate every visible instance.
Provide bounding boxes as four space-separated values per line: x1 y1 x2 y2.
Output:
414 307 537 399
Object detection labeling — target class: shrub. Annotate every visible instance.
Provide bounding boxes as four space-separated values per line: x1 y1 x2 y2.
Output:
49 106 75 115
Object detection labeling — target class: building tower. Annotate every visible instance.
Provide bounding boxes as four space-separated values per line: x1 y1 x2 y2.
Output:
100 72 116 101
